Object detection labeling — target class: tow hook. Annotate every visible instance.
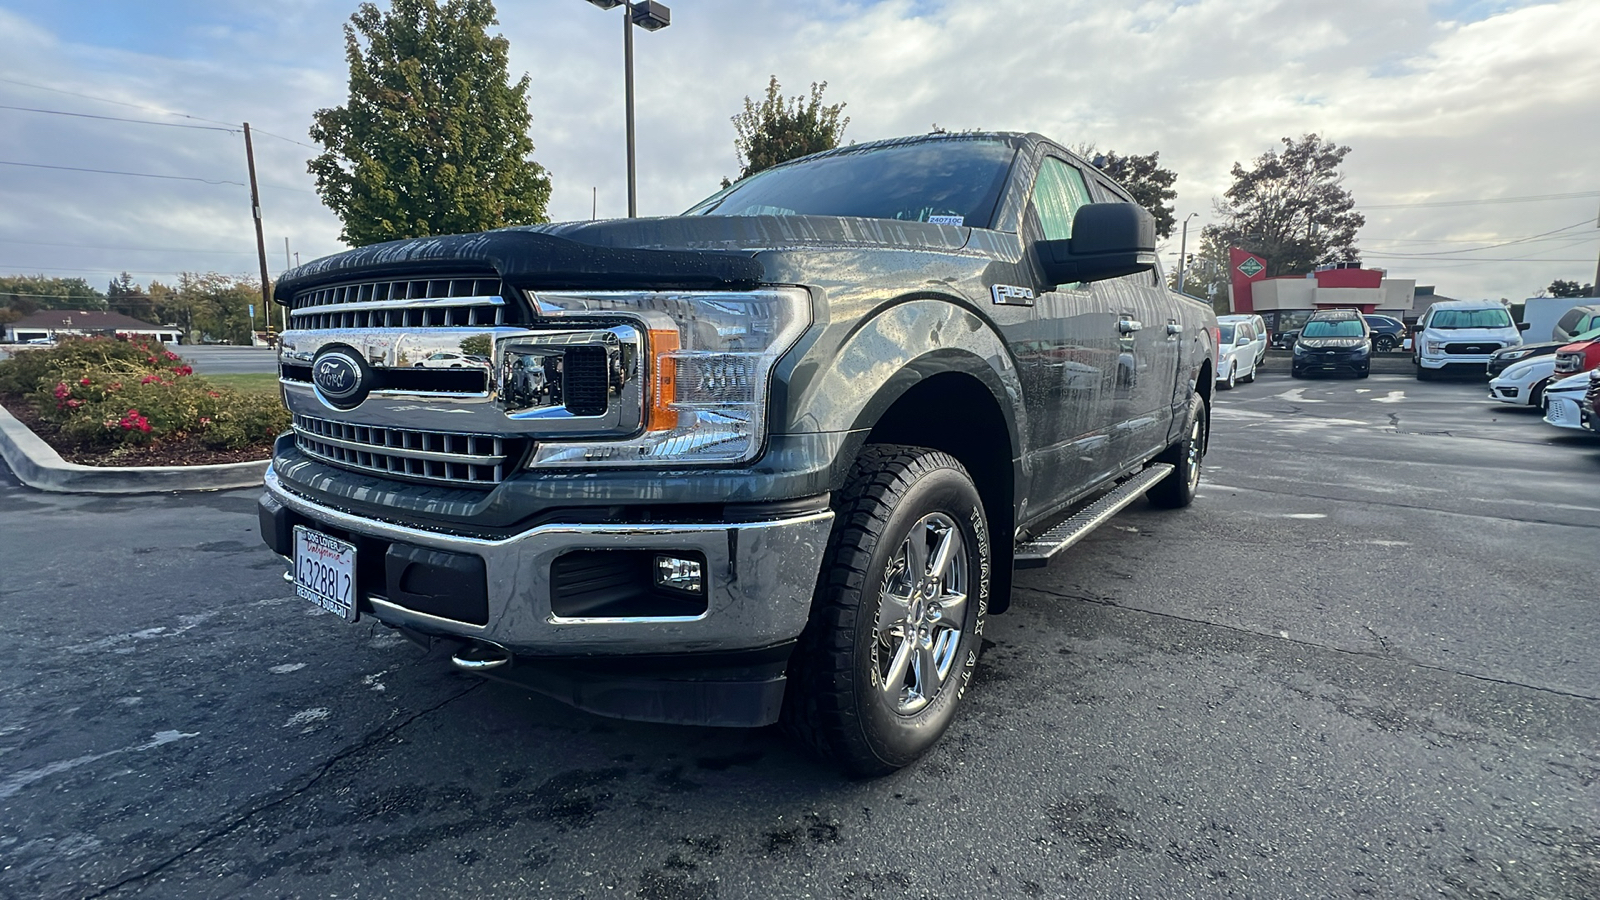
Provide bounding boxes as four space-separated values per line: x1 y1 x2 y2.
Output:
451 641 512 671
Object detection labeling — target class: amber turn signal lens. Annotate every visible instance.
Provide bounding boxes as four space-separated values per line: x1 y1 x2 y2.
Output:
648 328 679 431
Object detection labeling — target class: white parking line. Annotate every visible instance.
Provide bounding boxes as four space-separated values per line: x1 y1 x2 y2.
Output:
1372 391 1407 403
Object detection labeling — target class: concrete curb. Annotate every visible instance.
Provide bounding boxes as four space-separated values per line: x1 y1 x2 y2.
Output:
0 404 267 494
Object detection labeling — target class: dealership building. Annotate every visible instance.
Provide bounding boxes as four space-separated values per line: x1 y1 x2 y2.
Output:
1227 248 1417 335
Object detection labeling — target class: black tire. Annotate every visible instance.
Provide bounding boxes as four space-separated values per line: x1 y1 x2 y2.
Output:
1290 367 1303 379
1530 377 1550 408
1242 365 1256 384
1357 368 1369 379
1375 334 1396 352
1148 393 1206 509
783 445 990 776
1417 367 1435 382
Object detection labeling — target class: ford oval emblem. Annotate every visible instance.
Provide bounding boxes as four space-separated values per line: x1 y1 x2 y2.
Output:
312 350 366 405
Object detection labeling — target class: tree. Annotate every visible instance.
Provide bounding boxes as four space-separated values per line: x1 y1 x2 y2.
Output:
1203 134 1364 277
107 272 157 323
1088 150 1179 239
729 76 849 182
308 0 551 247
0 275 107 311
1548 279 1595 298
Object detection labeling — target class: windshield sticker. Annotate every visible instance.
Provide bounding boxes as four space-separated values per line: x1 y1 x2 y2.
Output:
928 215 964 226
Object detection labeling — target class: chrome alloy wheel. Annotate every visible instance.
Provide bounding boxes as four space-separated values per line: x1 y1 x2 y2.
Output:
1185 413 1203 491
874 512 968 715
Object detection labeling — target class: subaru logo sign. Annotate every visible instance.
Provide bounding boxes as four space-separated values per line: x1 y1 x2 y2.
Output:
312 350 367 407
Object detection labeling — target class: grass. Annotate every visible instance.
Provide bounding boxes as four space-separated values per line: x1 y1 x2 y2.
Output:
199 373 281 396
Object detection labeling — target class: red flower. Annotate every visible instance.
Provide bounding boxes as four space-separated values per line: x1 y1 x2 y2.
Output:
79 376 92 386
66 399 82 409
141 374 161 385
53 382 70 400
163 351 179 361
207 391 220 398
147 357 158 364
108 382 121 391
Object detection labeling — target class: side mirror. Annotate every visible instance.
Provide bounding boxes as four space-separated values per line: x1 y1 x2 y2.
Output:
1517 322 1530 331
1037 202 1156 287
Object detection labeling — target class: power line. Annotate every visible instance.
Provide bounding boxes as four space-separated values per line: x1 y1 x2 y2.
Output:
0 160 245 186
0 76 311 148
1360 218 1597 258
0 104 239 133
0 76 240 128
1364 191 1600 210
0 238 255 255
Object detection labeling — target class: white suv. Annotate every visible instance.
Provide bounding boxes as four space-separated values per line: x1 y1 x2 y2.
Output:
1414 300 1525 380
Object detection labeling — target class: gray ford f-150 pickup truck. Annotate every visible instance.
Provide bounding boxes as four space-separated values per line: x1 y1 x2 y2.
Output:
259 132 1218 774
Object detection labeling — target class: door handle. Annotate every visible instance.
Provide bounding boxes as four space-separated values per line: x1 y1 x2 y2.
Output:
1118 317 1144 334
1166 320 1182 336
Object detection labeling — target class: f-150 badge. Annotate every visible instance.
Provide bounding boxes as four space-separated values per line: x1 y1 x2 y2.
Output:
991 284 1035 306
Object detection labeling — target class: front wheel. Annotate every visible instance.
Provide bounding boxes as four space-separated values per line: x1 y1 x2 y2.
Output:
1375 334 1397 352
1417 367 1435 382
1219 365 1236 390
784 445 990 776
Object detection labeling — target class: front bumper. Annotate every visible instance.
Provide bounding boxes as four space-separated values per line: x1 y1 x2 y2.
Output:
1292 348 1369 373
1419 354 1490 371
1543 395 1585 431
261 465 832 657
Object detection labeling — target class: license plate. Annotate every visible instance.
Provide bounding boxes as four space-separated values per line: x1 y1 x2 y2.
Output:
294 526 358 622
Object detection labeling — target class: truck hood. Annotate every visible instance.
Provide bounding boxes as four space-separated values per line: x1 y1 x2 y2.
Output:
1424 326 1521 344
274 215 984 303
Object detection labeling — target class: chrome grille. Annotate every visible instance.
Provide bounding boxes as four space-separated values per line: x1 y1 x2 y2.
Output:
292 414 522 487
290 277 511 330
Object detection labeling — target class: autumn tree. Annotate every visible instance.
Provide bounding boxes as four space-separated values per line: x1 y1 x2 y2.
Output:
728 76 849 183
1088 150 1179 239
308 0 551 246
1203 134 1364 277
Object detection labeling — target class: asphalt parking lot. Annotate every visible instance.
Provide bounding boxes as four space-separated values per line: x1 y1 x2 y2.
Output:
1 368 1596 899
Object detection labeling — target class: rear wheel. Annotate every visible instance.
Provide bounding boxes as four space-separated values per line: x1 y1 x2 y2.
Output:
1375 334 1397 352
1241 364 1256 384
1148 393 1206 509
783 445 990 776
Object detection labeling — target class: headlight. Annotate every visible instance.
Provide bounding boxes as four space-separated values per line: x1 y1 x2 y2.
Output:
1498 349 1532 362
1425 341 1444 354
523 288 810 466
1293 343 1308 355
1352 342 1370 355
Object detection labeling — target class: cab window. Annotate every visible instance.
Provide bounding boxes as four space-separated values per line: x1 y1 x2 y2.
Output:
1031 157 1093 241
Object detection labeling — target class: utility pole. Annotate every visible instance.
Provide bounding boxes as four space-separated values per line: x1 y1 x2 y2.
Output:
1592 200 1599 297
243 122 273 332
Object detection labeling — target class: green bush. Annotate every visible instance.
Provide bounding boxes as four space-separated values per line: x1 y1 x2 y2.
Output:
0 336 288 450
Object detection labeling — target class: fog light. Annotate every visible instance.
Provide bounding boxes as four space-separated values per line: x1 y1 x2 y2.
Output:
654 555 703 594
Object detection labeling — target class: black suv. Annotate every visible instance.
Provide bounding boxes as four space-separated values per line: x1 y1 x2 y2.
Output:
1362 314 1406 352
1292 309 1372 378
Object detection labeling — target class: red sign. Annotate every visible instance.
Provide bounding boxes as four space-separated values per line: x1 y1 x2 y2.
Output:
1229 248 1267 313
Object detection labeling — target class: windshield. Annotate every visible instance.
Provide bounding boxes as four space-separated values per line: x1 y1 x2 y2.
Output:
1430 308 1513 329
685 138 1018 229
1218 325 1236 344
1301 320 1364 338
1576 326 1600 342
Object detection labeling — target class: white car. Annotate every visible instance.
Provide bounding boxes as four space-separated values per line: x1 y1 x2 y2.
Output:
1217 314 1267 369
1414 299 1524 380
1215 320 1259 390
1488 356 1560 407
1541 372 1594 432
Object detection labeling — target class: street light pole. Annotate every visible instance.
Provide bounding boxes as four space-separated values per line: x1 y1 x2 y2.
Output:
623 4 635 218
586 0 671 218
1177 212 1199 294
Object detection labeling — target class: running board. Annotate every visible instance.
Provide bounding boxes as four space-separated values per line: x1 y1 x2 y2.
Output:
1013 464 1174 569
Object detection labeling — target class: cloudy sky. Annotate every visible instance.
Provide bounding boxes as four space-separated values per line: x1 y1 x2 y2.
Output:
1 0 1596 302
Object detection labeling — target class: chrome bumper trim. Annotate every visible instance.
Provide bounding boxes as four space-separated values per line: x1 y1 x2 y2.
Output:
265 466 834 655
